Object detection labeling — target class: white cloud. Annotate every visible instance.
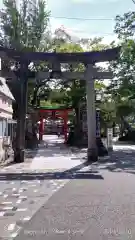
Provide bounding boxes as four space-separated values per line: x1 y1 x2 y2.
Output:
46 0 119 45
62 25 116 42
50 19 62 32
50 21 117 45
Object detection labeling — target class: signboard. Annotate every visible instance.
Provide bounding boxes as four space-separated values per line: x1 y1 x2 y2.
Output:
81 107 101 137
96 110 100 138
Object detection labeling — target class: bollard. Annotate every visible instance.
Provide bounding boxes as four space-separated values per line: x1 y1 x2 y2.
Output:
107 128 113 151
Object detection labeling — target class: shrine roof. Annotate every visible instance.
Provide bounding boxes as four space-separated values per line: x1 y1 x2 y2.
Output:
0 77 14 100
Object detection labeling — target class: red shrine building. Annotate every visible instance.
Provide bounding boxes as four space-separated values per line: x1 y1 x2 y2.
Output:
37 106 72 143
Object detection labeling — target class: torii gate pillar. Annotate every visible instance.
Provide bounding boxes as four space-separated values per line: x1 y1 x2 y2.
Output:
14 61 28 163
39 119 44 141
85 64 98 162
63 110 68 143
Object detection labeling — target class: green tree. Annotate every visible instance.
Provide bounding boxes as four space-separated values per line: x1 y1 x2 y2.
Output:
0 0 50 50
0 0 50 151
0 0 50 109
47 31 111 142
105 11 135 137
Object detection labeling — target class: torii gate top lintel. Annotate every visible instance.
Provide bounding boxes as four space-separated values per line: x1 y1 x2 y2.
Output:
37 106 72 119
0 46 120 63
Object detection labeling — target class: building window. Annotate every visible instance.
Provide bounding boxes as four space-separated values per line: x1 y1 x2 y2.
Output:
2 98 6 104
0 118 16 140
0 119 3 137
0 80 3 86
8 123 12 138
3 119 7 136
8 122 17 141
0 118 8 138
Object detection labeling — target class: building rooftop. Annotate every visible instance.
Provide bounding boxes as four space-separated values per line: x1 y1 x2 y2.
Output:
0 77 14 100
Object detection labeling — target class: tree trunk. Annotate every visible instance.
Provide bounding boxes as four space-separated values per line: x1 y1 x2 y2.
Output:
119 122 124 137
74 104 81 134
67 102 83 146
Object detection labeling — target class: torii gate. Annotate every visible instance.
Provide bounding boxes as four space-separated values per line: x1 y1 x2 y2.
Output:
37 106 72 142
0 46 120 163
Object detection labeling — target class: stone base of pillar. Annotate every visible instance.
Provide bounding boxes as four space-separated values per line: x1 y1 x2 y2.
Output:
87 148 98 162
67 131 108 157
96 138 108 156
39 134 43 141
108 146 113 152
14 149 24 163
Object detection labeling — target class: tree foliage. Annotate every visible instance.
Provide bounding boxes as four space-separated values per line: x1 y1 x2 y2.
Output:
105 11 135 129
0 0 50 51
0 0 50 116
1 1 135 138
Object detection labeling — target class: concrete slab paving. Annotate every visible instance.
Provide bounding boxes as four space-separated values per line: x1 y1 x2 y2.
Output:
14 138 135 240
1 135 135 239
0 135 84 239
16 169 135 240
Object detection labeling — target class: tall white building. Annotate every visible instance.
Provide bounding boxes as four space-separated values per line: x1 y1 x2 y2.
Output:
0 76 16 161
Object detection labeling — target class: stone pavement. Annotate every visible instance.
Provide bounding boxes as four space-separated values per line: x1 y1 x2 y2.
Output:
0 135 85 239
15 141 135 240
30 136 84 171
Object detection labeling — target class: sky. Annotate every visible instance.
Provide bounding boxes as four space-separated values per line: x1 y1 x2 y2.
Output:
0 0 134 43
47 0 135 43
0 0 133 85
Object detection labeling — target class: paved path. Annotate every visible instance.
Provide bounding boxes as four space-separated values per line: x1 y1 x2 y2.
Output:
0 135 85 239
30 135 84 171
1 136 135 239
15 140 135 240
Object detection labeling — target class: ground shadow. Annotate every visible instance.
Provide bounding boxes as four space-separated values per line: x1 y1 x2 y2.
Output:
25 149 39 159
24 142 79 159
3 140 76 168
0 172 103 180
0 162 104 180
3 148 39 168
114 141 135 146
97 147 135 175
